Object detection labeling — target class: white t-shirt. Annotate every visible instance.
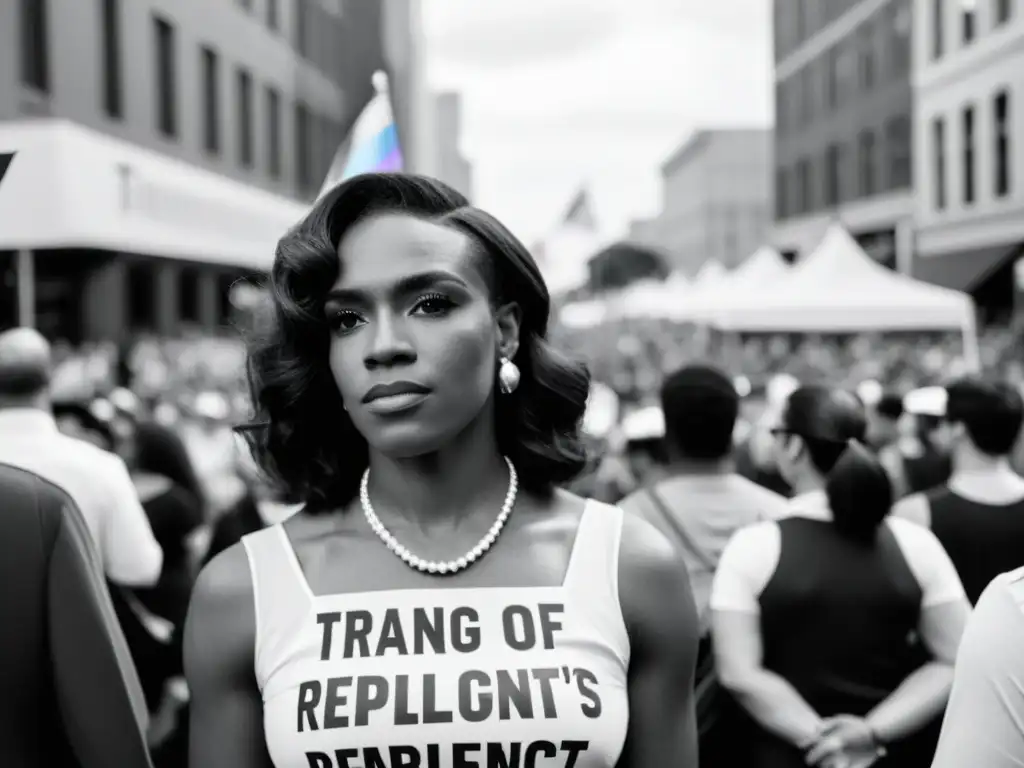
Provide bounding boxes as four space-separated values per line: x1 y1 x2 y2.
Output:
932 567 1024 768
710 491 966 614
0 408 163 586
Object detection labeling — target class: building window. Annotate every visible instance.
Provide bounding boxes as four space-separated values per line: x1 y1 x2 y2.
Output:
776 82 788 135
932 0 944 59
962 104 976 204
797 158 812 214
266 86 281 179
933 117 946 210
296 101 311 192
20 0 50 92
825 144 841 206
836 43 856 106
962 1 976 44
800 66 815 124
994 90 1011 197
776 168 788 219
201 46 220 154
858 22 876 89
153 15 178 138
888 0 911 74
295 0 309 57
267 0 279 30
995 0 1013 24
100 0 123 118
885 115 912 190
825 49 839 111
858 130 876 197
795 0 808 42
237 68 254 168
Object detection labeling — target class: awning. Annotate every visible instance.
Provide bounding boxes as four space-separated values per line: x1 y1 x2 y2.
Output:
912 243 1023 292
0 119 310 271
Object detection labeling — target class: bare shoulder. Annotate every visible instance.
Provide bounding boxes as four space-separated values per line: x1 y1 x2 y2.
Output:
617 508 698 644
549 486 592 518
184 542 257 682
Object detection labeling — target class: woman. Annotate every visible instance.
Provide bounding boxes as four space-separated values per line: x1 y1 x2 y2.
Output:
710 385 969 768
202 434 304 566
184 173 699 768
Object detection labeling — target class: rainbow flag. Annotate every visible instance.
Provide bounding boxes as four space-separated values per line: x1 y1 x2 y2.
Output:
319 71 403 197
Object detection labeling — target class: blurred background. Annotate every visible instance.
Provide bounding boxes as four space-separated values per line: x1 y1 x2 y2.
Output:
0 0 1022 450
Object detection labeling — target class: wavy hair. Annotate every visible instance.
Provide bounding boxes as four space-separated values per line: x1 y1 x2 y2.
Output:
242 173 590 512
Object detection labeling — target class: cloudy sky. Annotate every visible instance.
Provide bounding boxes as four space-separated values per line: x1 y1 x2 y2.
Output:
422 0 774 245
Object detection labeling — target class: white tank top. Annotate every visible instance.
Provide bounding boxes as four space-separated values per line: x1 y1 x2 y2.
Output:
242 502 631 768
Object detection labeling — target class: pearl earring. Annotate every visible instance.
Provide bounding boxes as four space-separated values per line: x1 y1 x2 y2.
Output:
498 356 521 395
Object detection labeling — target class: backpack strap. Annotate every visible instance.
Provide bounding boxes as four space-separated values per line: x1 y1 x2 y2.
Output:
646 487 717 572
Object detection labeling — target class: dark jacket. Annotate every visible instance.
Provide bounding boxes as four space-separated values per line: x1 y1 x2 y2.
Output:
0 462 152 768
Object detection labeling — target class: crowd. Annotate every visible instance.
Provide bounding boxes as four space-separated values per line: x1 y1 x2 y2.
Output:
3 171 1024 768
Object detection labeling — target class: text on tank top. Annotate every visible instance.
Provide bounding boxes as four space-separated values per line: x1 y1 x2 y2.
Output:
928 487 1024 605
242 502 631 768
759 518 922 716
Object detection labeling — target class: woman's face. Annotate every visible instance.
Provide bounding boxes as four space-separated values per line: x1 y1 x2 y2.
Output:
326 213 519 458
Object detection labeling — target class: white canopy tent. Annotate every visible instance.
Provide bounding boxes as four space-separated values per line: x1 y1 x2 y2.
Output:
711 224 980 366
686 246 789 323
558 298 609 329
613 271 691 320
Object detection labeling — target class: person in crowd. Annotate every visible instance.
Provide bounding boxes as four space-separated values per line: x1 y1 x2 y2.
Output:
619 404 671 491
202 434 303 566
865 391 904 453
0 327 163 587
711 385 969 768
0 462 152 768
184 173 699 768
619 363 790 764
181 390 245 515
735 375 798 498
893 377 1024 605
930 567 1024 767
621 363 789 631
880 387 952 498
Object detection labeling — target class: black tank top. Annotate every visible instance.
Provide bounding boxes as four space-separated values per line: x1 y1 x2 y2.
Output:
752 518 933 768
928 487 1024 605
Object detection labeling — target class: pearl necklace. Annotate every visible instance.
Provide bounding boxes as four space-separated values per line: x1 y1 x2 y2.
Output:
359 457 518 575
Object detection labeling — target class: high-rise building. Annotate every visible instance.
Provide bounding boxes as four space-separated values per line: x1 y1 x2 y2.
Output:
0 0 417 341
772 0 914 270
653 128 773 274
911 0 1023 316
433 91 473 200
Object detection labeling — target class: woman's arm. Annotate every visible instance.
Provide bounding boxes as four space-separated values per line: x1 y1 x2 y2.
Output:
708 522 824 748
183 544 275 768
865 519 970 744
616 513 700 767
864 599 967 743
712 610 824 748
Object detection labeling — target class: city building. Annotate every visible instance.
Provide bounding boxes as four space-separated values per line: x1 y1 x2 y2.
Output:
911 0 1023 317
652 128 773 274
432 91 473 199
772 0 914 271
0 0 426 341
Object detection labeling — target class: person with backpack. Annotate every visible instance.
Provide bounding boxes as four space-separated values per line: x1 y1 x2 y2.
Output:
619 363 789 762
